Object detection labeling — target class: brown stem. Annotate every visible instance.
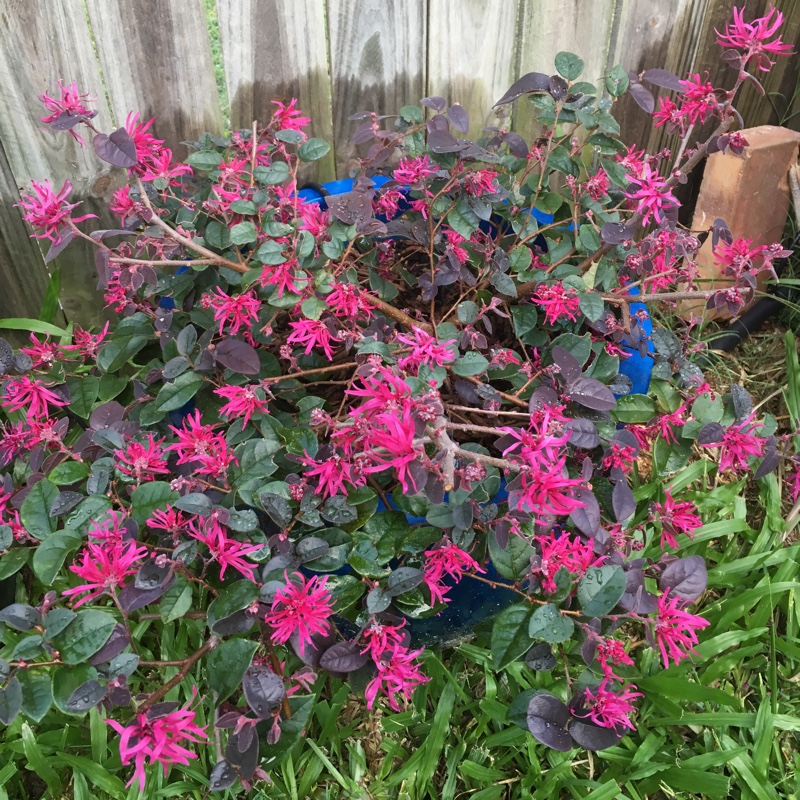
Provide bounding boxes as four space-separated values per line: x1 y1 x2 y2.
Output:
110 257 218 267
134 176 247 274
262 361 357 384
601 290 715 304
463 375 529 409
445 404 532 419
138 635 220 712
363 293 432 333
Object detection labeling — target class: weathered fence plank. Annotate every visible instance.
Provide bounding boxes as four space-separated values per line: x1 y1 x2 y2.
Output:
0 0 116 327
327 0 427 176
217 0 335 181
0 138 52 326
427 0 521 142
85 0 224 159
515 0 616 139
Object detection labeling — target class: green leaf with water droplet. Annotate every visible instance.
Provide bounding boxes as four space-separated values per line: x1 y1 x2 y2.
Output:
528 603 575 643
491 602 536 670
577 565 626 617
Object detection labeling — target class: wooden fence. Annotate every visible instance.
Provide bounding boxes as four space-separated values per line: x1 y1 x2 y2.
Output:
1 0 799 327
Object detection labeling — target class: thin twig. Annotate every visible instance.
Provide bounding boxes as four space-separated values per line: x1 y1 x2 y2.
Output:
138 636 220 712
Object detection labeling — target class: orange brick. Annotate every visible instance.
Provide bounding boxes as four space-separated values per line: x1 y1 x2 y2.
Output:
682 125 800 320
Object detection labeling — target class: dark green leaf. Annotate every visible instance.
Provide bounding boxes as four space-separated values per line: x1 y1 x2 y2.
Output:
0 548 31 580
528 603 575 642
0 676 22 725
577 566 626 616
489 532 535 580
17 670 53 723
230 221 258 246
130 481 179 525
297 138 331 162
20 479 59 539
206 639 259 703
614 394 656 423
47 462 90 486
207 581 259 633
188 150 224 170
492 602 536 670
51 610 117 665
154 370 205 411
32 530 83 586
555 51 584 81
65 376 99 419
254 162 290 185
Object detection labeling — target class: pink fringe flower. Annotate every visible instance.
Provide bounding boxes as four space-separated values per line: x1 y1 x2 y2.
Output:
582 681 642 731
625 163 679 226
115 434 170 483
531 282 581 326
187 517 263 581
105 693 208 791
716 6 794 71
16 179 97 245
264 573 334 653
63 540 148 608
1 375 68 420
423 539 486 605
652 589 710 668
365 644 429 712
651 491 702 550
215 384 270 428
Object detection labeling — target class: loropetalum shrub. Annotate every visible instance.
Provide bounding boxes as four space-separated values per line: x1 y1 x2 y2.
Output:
1 5 797 792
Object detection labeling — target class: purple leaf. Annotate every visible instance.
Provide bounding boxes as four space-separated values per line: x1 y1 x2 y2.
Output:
135 560 172 591
90 401 125 431
447 103 469 133
569 718 624 751
50 111 86 131
87 624 130 665
326 191 374 225
601 221 637 244
66 679 108 712
659 556 707 602
551 346 582 384
494 72 551 106
95 249 110 288
721 49 743 69
215 339 260 375
697 422 724 445
612 481 636 522
117 573 175 612
387 566 424 596
242 665 286 718
44 229 75 263
564 418 600 449
642 68 684 92
570 488 601 536
428 129 465 153
526 642 557 671
549 75 569 101
209 761 238 791
527 693 572 751
319 641 370 673
629 82 656 114
225 729 259 780
420 96 447 112
754 439 780 479
501 131 529 157
93 127 138 168
49 490 83 517
530 386 560 411
569 377 617 411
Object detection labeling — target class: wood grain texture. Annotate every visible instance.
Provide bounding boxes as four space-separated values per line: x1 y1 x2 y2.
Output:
327 0 426 176
515 0 615 138
0 137 51 324
85 0 223 159
217 0 335 181
427 0 521 142
0 0 116 327
608 0 701 149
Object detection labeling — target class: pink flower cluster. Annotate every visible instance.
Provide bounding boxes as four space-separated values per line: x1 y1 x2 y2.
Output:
166 410 238 479
423 538 485 605
716 6 793 71
651 491 702 550
16 180 97 245
534 531 599 593
264 572 334 652
106 694 208 791
531 281 581 326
